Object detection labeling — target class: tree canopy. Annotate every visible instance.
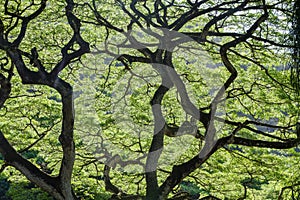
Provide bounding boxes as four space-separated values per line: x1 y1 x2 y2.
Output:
0 0 299 199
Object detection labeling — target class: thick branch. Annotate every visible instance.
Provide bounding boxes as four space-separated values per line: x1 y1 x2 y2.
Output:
50 0 90 77
0 74 11 108
158 135 230 199
212 2 269 109
159 127 299 198
200 0 249 41
230 137 300 149
146 84 170 200
164 53 210 128
0 130 63 200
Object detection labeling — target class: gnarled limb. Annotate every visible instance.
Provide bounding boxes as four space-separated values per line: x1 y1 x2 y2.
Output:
146 84 170 200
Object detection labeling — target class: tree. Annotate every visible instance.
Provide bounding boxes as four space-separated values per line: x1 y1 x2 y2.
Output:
0 0 299 199
291 0 300 94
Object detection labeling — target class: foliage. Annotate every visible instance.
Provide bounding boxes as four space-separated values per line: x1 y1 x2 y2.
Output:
0 0 299 200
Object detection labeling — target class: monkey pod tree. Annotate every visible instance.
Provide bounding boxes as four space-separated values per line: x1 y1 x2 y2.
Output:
0 0 299 199
0 0 89 199
76 0 299 199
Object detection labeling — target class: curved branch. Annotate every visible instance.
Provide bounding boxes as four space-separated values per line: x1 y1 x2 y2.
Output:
0 130 63 200
278 182 300 200
8 0 47 47
230 136 300 149
200 0 250 41
50 0 90 77
146 84 170 199
158 135 230 199
171 1 242 31
159 127 300 199
164 52 210 128
104 164 122 194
